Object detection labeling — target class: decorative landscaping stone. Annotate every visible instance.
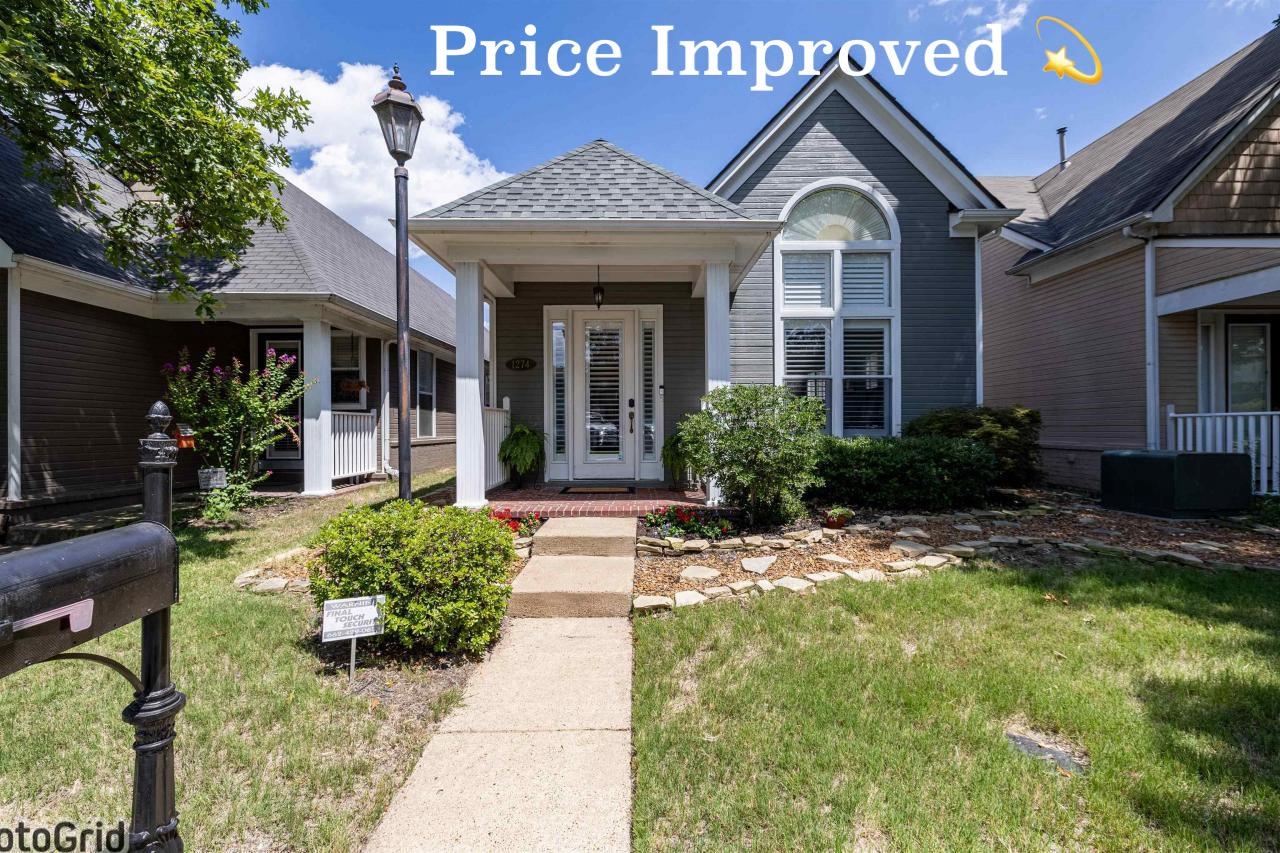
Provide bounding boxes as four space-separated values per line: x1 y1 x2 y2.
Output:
1181 542 1224 554
938 544 976 558
1159 551 1205 567
805 571 843 584
288 578 311 592
251 577 289 595
817 553 853 565
884 559 918 573
755 579 776 593
897 515 927 524
633 595 673 613
743 535 765 547
1018 536 1046 546
895 527 929 539
843 568 886 582
637 544 665 555
1082 539 1127 556
680 565 721 581
959 539 991 549
972 510 1003 519
715 537 744 550
728 580 757 593
894 568 926 579
774 576 815 594
988 535 1022 546
764 539 793 550
704 586 732 598
916 555 950 569
234 568 263 588
954 523 983 534
682 539 711 553
514 537 533 549
821 528 841 540
674 590 707 608
845 523 876 533
1058 542 1089 553
783 530 810 541
666 538 685 550
638 536 667 548
804 530 825 543
515 547 531 559
890 540 931 558
741 555 777 574
990 520 1018 529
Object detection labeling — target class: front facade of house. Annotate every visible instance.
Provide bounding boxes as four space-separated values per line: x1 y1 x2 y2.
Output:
412 64 1017 506
981 29 1280 494
0 137 464 524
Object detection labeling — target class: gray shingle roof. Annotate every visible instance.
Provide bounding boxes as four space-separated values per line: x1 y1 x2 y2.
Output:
990 27 1280 251
978 176 1055 245
416 139 753 221
0 132 455 347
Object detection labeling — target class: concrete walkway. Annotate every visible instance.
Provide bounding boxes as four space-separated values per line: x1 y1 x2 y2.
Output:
365 517 636 852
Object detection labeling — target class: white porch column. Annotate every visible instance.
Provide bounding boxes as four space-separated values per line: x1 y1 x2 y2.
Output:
7 266 20 501
380 339 391 475
704 261 732 392
455 261 487 507
704 261 732 505
301 319 334 495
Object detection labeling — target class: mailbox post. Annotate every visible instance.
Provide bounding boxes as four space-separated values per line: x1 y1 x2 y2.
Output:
124 401 185 852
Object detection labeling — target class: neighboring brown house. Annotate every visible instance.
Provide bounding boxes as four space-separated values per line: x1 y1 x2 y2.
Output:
0 132 469 525
980 28 1280 494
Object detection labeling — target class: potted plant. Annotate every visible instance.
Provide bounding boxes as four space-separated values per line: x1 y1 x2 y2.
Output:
825 507 855 529
661 433 692 489
498 423 546 488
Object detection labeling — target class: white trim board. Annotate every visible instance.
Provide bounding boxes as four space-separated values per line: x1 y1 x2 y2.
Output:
709 66 1001 212
1156 264 1280 315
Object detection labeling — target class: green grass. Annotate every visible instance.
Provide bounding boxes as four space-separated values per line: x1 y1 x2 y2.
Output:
0 470 458 851
633 559 1280 851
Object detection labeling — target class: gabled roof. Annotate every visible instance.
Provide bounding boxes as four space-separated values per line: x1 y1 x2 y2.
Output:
415 139 754 221
992 27 1280 253
0 132 456 348
707 56 1005 212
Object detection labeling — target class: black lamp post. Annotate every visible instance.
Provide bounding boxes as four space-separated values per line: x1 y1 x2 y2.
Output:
373 66 424 501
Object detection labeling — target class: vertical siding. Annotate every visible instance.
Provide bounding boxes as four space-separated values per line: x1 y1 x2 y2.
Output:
1155 247 1280 295
1159 312 1199 428
1172 102 1280 235
494 282 704 441
726 91 977 419
982 234 1146 490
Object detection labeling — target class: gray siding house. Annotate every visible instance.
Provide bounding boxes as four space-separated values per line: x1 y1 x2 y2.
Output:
410 61 1017 506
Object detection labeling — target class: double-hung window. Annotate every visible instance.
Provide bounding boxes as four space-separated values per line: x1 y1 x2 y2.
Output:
331 332 365 408
777 185 897 436
415 350 436 438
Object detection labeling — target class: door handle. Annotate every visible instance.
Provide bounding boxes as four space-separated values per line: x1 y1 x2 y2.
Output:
629 411 635 434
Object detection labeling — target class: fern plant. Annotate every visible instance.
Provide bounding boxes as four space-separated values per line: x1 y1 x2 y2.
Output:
498 423 546 488
661 433 692 489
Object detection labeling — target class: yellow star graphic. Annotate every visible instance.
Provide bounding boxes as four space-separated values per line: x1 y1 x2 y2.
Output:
1043 46 1076 79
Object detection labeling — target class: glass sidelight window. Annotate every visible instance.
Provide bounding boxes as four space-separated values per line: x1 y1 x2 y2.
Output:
642 321 657 461
551 322 567 461
1228 323 1271 412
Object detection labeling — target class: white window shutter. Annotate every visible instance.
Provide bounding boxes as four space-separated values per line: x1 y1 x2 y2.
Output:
782 253 831 307
841 253 889 306
783 320 829 375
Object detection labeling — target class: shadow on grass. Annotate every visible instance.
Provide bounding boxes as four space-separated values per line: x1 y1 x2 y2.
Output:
989 557 1280 847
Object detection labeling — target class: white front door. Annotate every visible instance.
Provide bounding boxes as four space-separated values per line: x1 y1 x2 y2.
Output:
572 310 637 479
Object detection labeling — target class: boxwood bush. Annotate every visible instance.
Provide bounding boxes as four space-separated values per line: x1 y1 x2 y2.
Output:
309 501 515 654
903 405 1041 487
811 435 998 511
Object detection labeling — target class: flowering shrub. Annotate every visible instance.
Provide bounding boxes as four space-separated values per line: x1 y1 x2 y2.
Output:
164 346 311 515
489 508 540 538
643 505 733 540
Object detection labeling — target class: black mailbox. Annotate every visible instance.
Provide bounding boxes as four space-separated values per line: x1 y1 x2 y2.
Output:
0 521 177 679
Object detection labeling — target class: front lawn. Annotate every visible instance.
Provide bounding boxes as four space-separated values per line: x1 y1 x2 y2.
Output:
0 471 461 852
633 559 1280 850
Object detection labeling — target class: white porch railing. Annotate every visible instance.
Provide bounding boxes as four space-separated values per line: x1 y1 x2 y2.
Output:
483 400 511 490
332 409 378 481
1166 405 1280 495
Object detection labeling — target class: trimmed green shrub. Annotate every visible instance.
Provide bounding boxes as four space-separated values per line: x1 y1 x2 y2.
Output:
904 406 1042 487
812 435 998 511
310 501 514 654
678 384 826 525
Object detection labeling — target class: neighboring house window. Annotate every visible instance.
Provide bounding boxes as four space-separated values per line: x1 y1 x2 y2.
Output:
416 350 436 437
776 182 898 436
331 332 365 408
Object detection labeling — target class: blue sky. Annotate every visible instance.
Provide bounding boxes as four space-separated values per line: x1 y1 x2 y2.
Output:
231 0 1277 289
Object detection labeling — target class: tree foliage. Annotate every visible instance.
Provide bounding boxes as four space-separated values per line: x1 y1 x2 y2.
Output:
0 1 310 316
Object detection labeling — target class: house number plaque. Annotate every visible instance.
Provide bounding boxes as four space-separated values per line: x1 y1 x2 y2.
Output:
506 357 536 371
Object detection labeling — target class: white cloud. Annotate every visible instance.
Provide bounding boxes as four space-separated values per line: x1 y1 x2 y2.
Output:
1034 106 1048 120
238 62 507 255
1220 0 1266 8
981 0 1031 33
907 5 922 22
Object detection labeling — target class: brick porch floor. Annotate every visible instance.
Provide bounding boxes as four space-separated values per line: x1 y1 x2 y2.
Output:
486 485 707 518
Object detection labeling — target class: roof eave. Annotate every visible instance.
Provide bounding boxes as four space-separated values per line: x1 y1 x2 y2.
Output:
407 217 782 233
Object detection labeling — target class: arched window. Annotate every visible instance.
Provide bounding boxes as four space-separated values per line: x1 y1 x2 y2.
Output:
781 188 891 242
775 181 899 438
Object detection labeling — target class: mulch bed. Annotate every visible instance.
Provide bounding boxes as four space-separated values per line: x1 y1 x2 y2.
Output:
633 489 1280 598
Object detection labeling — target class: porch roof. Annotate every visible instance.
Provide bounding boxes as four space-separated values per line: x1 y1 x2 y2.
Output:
409 140 781 292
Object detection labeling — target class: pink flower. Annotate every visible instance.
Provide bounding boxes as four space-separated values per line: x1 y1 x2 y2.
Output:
178 364 191 374
265 347 276 358
161 362 175 374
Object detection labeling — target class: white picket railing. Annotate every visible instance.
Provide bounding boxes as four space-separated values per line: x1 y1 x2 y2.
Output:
1166 405 1280 495
483 401 512 490
332 409 378 481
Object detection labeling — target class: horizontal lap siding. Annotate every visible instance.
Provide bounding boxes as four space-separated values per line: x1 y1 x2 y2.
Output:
726 92 976 418
1155 247 1280 295
982 235 1146 490
21 291 247 499
495 283 703 441
1160 313 1198 422
388 343 457 473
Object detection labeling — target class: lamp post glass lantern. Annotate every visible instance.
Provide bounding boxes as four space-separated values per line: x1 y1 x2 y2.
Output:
373 66 424 501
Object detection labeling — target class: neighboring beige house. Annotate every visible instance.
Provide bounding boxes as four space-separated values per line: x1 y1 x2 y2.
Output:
980 28 1280 494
